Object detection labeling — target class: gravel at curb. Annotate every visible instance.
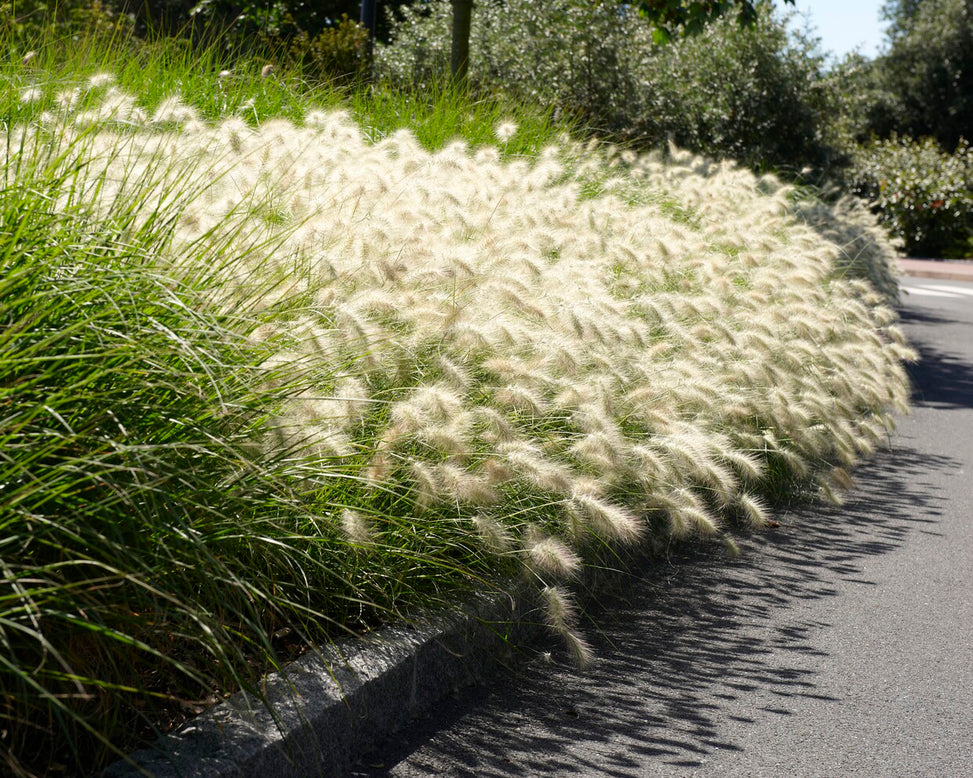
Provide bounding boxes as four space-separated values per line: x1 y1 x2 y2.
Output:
103 586 542 778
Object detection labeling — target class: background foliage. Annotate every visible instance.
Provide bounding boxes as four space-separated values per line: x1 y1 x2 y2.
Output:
851 136 973 258
836 0 973 256
868 0 972 150
377 0 841 173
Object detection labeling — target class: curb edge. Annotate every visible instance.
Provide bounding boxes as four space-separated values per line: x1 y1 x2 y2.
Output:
103 585 541 778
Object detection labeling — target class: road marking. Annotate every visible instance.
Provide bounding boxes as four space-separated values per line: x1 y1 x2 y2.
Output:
919 283 973 297
903 287 965 298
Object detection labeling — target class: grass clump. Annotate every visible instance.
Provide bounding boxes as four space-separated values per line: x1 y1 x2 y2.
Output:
2 27 916 778
0 102 507 776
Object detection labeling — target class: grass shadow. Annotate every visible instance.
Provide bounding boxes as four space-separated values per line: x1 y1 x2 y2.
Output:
898 308 973 409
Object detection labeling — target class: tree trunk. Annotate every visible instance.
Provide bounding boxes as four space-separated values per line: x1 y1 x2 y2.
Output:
360 0 377 57
450 0 473 85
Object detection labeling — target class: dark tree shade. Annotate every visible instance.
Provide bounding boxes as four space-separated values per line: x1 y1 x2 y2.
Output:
119 1 412 44
635 0 796 41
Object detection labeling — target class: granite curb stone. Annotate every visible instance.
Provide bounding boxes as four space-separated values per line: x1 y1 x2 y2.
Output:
103 585 542 778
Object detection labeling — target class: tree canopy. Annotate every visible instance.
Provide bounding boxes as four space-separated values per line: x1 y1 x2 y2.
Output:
635 0 796 41
873 0 973 149
447 0 798 81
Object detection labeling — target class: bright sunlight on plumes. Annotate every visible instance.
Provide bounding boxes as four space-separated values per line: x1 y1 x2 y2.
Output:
2 76 914 776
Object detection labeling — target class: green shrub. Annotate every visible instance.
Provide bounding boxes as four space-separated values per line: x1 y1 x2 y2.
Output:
1 0 134 52
850 135 973 258
632 6 838 172
276 13 372 85
819 2 973 257
814 52 893 153
377 0 840 173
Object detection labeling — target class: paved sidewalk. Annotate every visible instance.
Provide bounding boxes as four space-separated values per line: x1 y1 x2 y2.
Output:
899 257 973 282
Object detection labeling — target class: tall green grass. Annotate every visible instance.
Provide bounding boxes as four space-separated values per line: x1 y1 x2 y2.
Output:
0 73 544 778
5 14 573 155
1 137 313 774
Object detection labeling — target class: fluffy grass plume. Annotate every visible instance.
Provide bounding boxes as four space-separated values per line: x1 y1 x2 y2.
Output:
1 70 915 776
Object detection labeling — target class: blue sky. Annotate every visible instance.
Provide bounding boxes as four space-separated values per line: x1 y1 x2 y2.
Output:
786 0 890 60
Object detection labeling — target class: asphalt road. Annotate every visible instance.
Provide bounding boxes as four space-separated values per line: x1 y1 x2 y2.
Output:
353 276 973 777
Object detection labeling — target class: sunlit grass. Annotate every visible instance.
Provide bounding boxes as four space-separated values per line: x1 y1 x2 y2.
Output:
1 19 914 778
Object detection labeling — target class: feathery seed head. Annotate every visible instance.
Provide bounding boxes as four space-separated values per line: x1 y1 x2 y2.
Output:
408 460 441 511
494 384 546 417
55 88 81 109
502 445 574 495
568 492 643 542
477 407 517 443
481 458 514 486
437 462 499 505
562 628 594 667
19 87 42 104
340 509 375 548
366 452 393 488
720 447 766 482
539 585 577 631
525 529 582 579
152 96 199 125
88 72 115 89
421 423 472 458
538 586 594 665
568 432 620 471
680 505 721 536
473 513 513 555
737 493 770 528
829 466 855 492
494 121 518 144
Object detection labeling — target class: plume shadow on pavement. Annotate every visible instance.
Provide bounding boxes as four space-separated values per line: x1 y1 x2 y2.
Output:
352 442 952 777
898 308 973 409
